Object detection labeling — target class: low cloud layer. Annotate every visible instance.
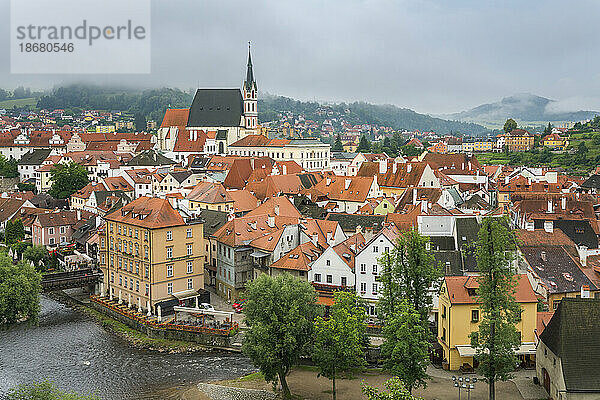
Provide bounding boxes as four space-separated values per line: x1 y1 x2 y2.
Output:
0 0 599 115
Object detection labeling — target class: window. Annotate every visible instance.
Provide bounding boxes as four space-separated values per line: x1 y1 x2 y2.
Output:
326 259 330 266
119 275 122 286
187 278 193 290
118 225 121 235
360 282 366 293
144 247 149 259
145 264 149 278
373 246 378 253
314 273 321 282
135 281 139 292
145 284 149 296
442 305 446 318
135 229 138 239
144 231 149 241
166 247 173 259
187 243 192 256
59 226 65 234
166 230 172 241
128 227 132 237
441 327 446 341
372 265 378 274
372 283 378 294
129 278 133 289
471 309 479 322
167 282 173 294
110 271 114 283
49 227 55 235
360 264 366 273
100 237 105 248
166 264 173 277
341 277 347 286
135 262 139 275
186 228 192 238
326 274 332 284
187 261 193 274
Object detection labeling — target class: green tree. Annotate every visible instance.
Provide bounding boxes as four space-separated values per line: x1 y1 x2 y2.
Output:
242 273 322 399
0 254 41 325
358 135 371 153
332 134 344 152
313 291 367 400
378 230 441 322
503 118 517 134
543 122 553 135
0 155 19 178
5 219 25 246
24 245 49 270
49 161 89 199
8 380 99 400
361 377 422 400
380 300 430 393
134 112 147 132
470 217 521 400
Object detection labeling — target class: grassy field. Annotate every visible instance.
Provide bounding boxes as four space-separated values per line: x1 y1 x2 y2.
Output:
0 97 37 108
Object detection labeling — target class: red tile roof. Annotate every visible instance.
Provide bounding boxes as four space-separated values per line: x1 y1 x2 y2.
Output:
104 196 185 229
445 274 537 304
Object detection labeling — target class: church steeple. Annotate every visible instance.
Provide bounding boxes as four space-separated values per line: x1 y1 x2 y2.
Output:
244 42 257 92
243 42 258 132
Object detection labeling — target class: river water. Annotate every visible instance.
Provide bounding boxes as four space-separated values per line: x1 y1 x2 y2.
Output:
0 296 256 399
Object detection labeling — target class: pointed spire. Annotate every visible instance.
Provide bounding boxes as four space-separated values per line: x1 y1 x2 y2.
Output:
245 41 256 91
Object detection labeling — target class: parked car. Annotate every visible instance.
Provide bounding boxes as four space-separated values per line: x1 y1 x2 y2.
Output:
200 303 215 311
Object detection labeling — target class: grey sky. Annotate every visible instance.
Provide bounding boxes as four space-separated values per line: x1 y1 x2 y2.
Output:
1 0 599 114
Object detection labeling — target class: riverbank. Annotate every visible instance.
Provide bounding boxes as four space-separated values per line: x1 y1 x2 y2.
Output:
47 291 218 353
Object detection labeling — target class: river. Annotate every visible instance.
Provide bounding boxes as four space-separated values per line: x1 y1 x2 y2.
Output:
0 296 256 399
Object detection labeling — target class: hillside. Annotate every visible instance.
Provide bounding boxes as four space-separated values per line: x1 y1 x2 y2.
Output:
446 93 599 125
259 94 488 135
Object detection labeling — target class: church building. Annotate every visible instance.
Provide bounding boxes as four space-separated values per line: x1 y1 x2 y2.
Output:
157 45 259 163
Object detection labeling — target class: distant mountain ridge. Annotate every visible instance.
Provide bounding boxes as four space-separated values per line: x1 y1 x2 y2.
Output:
445 93 599 124
259 94 489 135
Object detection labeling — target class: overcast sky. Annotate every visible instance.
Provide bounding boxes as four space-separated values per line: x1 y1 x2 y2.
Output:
1 0 599 114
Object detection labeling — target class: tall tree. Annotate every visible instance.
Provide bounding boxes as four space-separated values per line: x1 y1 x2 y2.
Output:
242 273 322 399
380 300 430 393
313 291 367 400
332 133 344 152
49 161 89 199
543 122 553 135
0 254 41 325
5 219 25 246
503 118 517 134
378 230 441 322
134 112 147 132
24 245 49 270
470 217 521 400
357 135 371 152
362 377 422 400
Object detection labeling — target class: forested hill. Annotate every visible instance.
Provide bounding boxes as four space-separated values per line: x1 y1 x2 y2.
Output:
258 94 489 135
36 85 193 123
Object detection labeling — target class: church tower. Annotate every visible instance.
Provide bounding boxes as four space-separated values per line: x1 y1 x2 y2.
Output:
243 43 258 132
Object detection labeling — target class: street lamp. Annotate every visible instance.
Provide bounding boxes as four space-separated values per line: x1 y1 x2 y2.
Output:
452 376 477 400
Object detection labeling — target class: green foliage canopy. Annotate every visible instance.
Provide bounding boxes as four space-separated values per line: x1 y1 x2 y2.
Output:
0 254 41 325
49 162 89 199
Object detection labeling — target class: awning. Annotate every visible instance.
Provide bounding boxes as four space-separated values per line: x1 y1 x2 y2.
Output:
456 343 536 358
250 250 269 258
172 289 201 300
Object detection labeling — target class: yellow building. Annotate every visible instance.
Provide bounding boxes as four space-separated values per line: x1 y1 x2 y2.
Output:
96 125 116 133
506 129 535 152
100 196 205 315
473 141 493 152
186 182 234 213
437 275 538 371
542 133 568 150
373 198 395 215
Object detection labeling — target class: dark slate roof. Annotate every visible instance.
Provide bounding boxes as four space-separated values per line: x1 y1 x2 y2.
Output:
331 152 357 160
197 209 228 237
298 173 321 189
18 149 52 166
189 156 211 170
455 217 480 249
435 250 464 276
430 236 456 251
533 219 598 249
170 171 192 184
72 216 97 244
126 150 176 167
290 194 326 219
581 174 600 189
521 245 596 294
187 89 243 128
325 213 385 233
540 298 600 392
30 193 68 209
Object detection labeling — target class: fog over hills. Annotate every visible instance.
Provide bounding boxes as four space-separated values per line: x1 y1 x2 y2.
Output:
443 93 599 124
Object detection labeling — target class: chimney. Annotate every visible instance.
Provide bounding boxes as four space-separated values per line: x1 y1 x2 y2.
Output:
311 233 319 245
76 209 81 220
421 200 428 213
227 212 235 221
579 245 588 267
274 205 280 216
412 188 417 205
267 215 275 228
504 176 509 185
541 251 547 262
327 231 334 245
561 197 567 210
525 220 534 231
581 285 590 298
344 179 351 190
282 164 287 175
251 221 257 230
393 162 397 173
544 220 553 233
378 160 387 174
326 177 331 186
547 200 553 213
407 163 412 173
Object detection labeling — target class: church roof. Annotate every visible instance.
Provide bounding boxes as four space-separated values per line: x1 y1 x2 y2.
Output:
187 89 243 128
